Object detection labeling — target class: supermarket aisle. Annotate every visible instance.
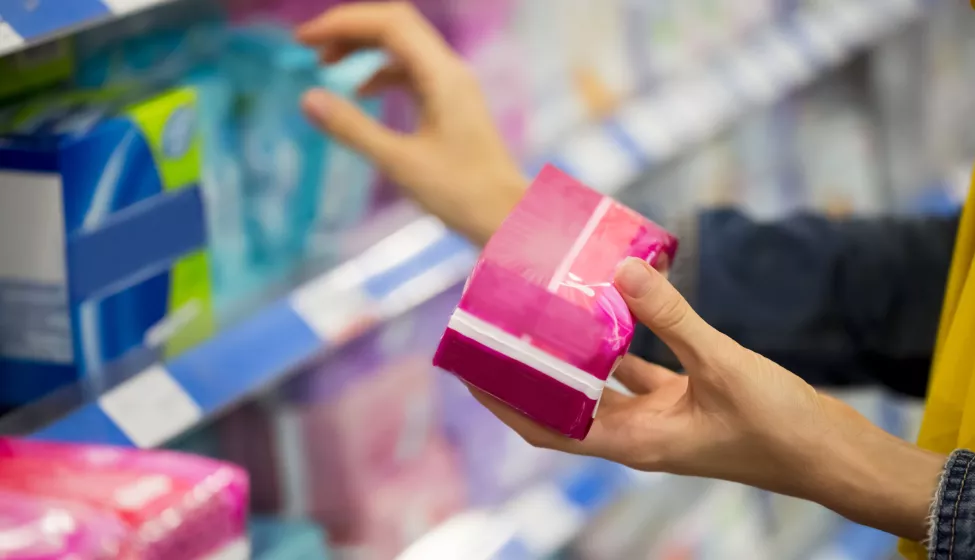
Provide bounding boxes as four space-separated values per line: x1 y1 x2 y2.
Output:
0 0 970 558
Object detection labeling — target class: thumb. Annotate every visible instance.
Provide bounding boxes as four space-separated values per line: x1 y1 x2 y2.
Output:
614 257 721 368
301 88 403 165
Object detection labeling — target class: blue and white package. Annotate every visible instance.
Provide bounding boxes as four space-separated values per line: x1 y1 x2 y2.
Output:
311 51 387 257
224 28 325 284
0 88 215 405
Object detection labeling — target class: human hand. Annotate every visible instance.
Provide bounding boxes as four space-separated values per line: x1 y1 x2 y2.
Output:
296 2 525 245
474 257 943 541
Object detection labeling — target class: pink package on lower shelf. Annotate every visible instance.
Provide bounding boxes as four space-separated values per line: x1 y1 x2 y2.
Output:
0 489 127 559
434 165 678 439
0 439 249 560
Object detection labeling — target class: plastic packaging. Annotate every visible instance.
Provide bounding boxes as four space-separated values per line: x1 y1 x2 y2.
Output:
310 51 386 262
439 373 561 505
220 286 459 516
434 165 677 439
184 68 254 313
0 439 249 560
224 27 324 284
346 439 466 559
0 489 127 559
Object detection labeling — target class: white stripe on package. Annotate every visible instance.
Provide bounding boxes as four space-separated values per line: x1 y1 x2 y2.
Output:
546 197 613 293
447 310 603 400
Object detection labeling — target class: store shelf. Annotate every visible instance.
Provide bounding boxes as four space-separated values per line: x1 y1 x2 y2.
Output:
19 215 475 447
810 521 899 560
0 0 177 56
398 389 921 560
551 0 925 195
399 459 657 560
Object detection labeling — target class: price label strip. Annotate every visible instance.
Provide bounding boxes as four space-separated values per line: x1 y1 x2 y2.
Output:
0 20 25 55
98 365 203 448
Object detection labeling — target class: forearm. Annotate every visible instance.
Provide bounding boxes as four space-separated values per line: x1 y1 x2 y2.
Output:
794 395 943 542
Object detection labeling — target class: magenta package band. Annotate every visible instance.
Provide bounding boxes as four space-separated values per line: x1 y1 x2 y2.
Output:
434 165 677 439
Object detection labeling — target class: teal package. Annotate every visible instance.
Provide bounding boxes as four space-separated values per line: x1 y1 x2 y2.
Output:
310 50 387 262
184 68 255 315
0 88 215 405
250 517 330 560
224 27 326 286
74 11 227 92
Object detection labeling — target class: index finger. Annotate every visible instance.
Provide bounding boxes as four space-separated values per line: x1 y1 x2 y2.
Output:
467 386 617 457
296 2 456 88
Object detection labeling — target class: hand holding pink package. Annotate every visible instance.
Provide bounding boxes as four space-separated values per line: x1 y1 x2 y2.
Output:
434 165 677 439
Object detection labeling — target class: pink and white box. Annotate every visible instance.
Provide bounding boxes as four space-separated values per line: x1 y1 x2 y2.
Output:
434 165 677 439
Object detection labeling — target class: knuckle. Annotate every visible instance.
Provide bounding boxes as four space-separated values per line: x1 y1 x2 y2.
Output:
388 1 419 21
652 292 690 332
446 62 479 91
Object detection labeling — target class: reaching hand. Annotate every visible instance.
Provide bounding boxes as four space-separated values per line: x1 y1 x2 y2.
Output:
296 2 525 245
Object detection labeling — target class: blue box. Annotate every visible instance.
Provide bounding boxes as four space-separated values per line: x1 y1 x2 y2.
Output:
0 88 215 405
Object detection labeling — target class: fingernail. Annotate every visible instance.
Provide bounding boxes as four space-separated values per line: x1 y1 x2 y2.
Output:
301 89 332 122
615 257 653 298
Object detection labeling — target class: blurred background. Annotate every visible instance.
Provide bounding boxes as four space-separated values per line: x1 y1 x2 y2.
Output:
0 0 972 558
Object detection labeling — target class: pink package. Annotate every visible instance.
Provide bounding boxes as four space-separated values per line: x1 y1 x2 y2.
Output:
330 439 467 559
434 165 678 439
219 287 459 520
0 439 249 560
0 489 127 559
439 373 562 506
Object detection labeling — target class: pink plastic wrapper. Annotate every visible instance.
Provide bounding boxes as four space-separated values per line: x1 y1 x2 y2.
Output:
330 438 467 559
0 490 127 559
0 439 249 560
434 165 677 439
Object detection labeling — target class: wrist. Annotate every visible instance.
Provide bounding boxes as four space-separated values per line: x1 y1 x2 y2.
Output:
467 169 525 246
795 395 943 541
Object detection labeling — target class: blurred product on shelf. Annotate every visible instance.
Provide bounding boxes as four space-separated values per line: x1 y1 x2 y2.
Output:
250 517 331 560
71 9 386 306
1 0 974 559
434 165 677 440
345 438 466 559
794 80 885 217
439 373 564 506
620 62 890 232
218 286 471 558
0 438 249 559
309 50 386 261
73 16 225 91
220 25 321 289
185 66 253 310
0 39 75 101
0 488 128 560
0 86 215 406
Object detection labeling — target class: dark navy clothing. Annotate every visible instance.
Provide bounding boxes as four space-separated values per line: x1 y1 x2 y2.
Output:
631 208 960 398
